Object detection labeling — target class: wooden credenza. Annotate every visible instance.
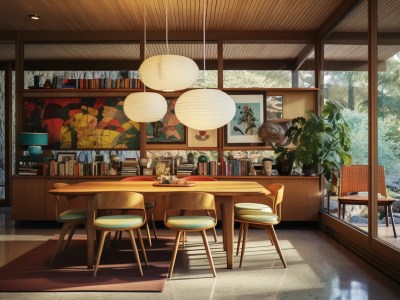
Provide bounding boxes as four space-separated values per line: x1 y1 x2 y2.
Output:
11 175 321 222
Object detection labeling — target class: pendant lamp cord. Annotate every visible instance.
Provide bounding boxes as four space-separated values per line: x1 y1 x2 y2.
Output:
143 0 147 92
165 0 170 55
203 0 207 89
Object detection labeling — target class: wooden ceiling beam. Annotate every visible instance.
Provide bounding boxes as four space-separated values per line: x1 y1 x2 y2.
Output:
317 0 364 40
294 44 314 71
19 31 314 43
326 32 400 45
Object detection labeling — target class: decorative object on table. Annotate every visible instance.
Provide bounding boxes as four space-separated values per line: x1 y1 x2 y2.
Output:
123 0 167 122
43 79 52 89
262 158 273 175
266 95 283 119
138 0 198 92
225 94 264 146
284 101 352 179
23 97 140 149
187 128 218 148
19 132 48 156
175 0 235 131
146 99 185 144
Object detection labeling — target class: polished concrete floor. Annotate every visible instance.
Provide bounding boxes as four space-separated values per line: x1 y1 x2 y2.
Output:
0 209 399 299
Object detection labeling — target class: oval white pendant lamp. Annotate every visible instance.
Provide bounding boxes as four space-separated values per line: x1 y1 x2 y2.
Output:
139 0 199 92
124 92 167 122
175 0 235 130
175 89 235 130
139 54 199 92
123 1 167 122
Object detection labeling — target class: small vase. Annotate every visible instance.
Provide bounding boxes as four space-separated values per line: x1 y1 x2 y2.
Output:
43 79 52 89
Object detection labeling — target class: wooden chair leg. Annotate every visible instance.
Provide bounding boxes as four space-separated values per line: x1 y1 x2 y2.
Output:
206 210 218 242
136 228 148 266
385 205 389 227
236 222 244 256
145 219 152 247
266 228 274 246
148 209 158 240
127 229 143 276
49 223 71 266
63 222 79 250
168 231 182 278
93 230 108 277
266 225 287 268
388 205 397 238
239 223 249 268
200 230 216 277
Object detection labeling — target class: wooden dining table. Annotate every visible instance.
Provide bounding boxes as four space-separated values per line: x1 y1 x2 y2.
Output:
48 180 270 269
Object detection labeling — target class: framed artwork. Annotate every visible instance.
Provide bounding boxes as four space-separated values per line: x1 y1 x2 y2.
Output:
187 128 218 148
57 152 76 162
146 98 185 144
22 97 140 149
225 94 264 146
266 95 283 119
155 159 172 175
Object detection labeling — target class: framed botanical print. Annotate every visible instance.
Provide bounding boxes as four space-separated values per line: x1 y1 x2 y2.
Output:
225 94 264 146
146 98 186 144
187 128 218 148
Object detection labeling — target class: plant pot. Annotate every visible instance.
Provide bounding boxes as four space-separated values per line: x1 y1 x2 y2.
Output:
302 163 318 176
276 154 294 176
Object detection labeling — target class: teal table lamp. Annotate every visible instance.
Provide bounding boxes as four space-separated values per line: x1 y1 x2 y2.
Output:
19 132 48 156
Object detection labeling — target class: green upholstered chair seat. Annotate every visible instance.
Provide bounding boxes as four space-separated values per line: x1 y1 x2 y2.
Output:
58 208 87 222
94 215 144 229
166 216 215 230
235 211 279 224
234 202 272 212
145 201 155 209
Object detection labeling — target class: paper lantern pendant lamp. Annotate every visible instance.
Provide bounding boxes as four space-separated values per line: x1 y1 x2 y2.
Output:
139 54 199 92
175 89 236 130
124 92 167 122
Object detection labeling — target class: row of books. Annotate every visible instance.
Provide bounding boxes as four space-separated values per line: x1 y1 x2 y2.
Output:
222 159 253 176
51 77 143 90
197 161 219 176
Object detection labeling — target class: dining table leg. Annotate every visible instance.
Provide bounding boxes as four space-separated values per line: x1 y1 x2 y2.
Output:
222 196 234 269
86 197 95 269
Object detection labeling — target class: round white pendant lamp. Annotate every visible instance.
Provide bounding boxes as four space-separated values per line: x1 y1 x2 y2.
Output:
124 92 167 122
175 0 235 130
175 89 235 130
139 55 199 92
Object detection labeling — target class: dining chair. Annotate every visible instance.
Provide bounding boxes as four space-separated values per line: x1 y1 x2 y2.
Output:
93 191 148 277
235 184 287 268
181 175 218 242
164 192 218 278
120 176 158 245
235 183 282 255
49 183 87 266
337 165 397 238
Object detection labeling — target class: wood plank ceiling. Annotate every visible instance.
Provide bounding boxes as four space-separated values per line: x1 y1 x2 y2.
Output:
0 0 399 70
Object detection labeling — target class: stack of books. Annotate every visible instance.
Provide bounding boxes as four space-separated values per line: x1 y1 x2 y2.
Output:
120 159 138 176
177 163 195 176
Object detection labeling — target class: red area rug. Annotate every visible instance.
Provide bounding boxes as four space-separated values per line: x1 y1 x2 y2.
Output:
0 237 172 292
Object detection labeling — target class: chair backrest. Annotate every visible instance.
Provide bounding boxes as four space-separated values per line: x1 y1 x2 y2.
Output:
93 191 145 211
339 165 387 197
164 192 216 220
267 183 285 217
181 176 217 181
53 183 78 216
121 176 155 181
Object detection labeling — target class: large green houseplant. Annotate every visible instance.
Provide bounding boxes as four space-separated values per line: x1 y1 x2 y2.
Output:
285 101 352 181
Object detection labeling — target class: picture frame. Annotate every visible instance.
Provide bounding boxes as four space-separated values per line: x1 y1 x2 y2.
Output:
225 94 265 146
188 128 218 148
155 159 172 175
146 98 186 144
94 154 104 162
57 152 77 162
266 95 283 119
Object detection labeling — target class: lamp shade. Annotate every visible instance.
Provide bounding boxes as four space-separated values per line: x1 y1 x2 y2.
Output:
19 132 48 156
139 55 199 91
123 92 167 122
175 89 236 130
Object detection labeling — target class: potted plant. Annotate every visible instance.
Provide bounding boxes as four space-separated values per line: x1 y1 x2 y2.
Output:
285 101 352 181
273 146 296 175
